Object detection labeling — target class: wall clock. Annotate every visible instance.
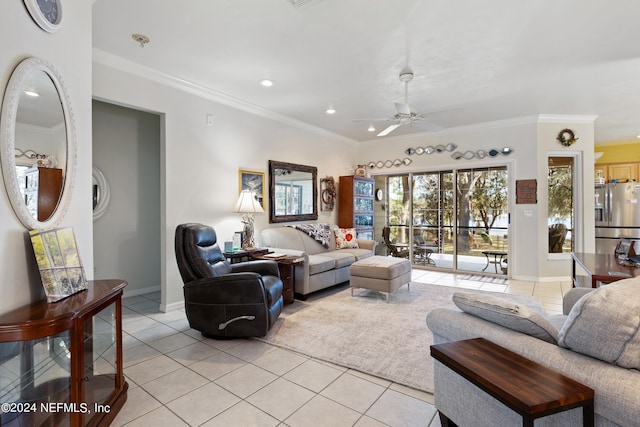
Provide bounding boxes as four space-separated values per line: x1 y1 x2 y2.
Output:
24 0 62 33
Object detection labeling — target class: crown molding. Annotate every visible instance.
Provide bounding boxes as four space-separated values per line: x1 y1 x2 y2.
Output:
537 114 598 124
92 48 357 146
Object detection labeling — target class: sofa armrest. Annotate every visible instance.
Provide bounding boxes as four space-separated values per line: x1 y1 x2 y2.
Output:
263 247 306 258
357 239 376 252
562 287 593 314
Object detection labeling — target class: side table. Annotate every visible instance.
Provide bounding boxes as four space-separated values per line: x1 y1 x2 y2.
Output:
430 338 594 427
223 248 270 264
253 255 304 304
481 250 507 273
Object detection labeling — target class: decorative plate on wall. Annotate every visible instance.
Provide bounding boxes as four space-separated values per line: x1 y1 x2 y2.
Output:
24 0 62 33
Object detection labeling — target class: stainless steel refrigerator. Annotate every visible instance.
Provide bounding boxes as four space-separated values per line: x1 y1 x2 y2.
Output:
595 183 640 254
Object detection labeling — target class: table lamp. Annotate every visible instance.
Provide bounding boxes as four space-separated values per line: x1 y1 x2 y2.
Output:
233 189 264 249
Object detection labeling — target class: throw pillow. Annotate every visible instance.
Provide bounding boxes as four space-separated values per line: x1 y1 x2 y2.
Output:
452 292 559 344
334 228 359 249
558 277 640 369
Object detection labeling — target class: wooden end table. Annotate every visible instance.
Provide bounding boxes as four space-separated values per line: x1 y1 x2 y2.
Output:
223 248 270 264
430 338 594 427
252 255 304 304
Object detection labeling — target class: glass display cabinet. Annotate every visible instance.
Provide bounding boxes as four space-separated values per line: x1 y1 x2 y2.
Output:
0 280 127 426
338 175 375 240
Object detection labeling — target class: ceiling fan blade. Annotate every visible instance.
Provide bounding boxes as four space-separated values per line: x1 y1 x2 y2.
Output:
395 102 411 115
377 124 401 137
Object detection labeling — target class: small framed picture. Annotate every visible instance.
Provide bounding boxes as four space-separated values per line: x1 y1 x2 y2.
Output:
238 169 265 208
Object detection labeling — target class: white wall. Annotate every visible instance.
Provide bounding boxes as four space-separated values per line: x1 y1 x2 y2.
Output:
355 115 595 281
92 56 358 310
92 100 161 295
0 2 93 313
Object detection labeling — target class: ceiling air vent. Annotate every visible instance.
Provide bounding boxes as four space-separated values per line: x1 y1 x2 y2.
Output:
288 0 323 10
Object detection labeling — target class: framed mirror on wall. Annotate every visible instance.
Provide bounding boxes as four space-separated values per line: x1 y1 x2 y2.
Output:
0 57 77 229
268 160 317 223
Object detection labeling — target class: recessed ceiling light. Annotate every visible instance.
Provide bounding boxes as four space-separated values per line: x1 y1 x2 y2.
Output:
260 79 274 87
326 108 336 115
23 90 39 97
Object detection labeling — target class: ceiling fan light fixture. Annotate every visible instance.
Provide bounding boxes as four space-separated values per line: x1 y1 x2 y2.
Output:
260 79 274 87
326 107 336 115
367 124 376 132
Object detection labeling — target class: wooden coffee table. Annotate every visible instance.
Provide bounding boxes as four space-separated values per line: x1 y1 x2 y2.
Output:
430 338 594 427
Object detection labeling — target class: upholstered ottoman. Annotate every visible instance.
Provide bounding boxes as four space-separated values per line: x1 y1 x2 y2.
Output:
350 256 412 302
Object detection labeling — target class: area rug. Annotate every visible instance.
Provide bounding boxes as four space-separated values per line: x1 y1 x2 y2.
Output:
257 282 486 394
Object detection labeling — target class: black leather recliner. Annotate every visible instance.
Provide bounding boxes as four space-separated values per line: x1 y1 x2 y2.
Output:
175 223 283 338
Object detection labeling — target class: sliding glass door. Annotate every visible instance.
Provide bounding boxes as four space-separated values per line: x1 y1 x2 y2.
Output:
412 171 454 266
456 166 509 274
380 165 509 275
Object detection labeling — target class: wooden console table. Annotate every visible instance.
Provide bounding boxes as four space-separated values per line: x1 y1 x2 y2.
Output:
431 338 594 427
0 280 128 426
571 252 640 288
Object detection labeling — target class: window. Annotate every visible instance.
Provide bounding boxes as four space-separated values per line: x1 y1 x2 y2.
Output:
548 156 574 253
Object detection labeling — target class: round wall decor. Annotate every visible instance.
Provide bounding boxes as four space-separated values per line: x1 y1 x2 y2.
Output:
556 128 578 147
24 0 62 33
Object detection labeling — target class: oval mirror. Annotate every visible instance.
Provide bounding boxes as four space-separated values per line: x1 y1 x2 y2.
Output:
0 57 76 229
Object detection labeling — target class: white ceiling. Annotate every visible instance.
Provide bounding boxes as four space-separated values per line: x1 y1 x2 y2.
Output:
92 0 640 144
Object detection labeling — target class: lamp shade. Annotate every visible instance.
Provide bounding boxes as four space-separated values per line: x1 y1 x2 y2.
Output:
233 190 264 213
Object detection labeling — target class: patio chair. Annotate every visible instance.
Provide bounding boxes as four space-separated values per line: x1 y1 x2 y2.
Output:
382 226 409 259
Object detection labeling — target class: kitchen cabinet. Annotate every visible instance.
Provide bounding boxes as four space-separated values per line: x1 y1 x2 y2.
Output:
595 162 638 183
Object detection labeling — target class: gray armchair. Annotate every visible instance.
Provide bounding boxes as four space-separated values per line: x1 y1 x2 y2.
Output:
175 223 283 338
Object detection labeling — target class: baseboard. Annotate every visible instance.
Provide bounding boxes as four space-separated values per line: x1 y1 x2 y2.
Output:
160 301 184 312
511 275 571 282
122 285 160 298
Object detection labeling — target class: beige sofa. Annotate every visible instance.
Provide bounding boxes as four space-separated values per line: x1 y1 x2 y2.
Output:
260 225 376 298
426 281 640 426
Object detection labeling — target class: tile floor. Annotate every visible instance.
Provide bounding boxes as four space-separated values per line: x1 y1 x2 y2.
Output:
112 270 572 426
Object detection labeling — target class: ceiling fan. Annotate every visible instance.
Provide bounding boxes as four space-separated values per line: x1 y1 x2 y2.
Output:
354 67 442 137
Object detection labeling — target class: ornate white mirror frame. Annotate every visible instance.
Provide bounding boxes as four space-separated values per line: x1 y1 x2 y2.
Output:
92 167 110 220
0 57 77 229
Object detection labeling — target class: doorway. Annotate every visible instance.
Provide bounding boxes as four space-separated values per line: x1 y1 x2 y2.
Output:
378 165 509 275
92 100 161 295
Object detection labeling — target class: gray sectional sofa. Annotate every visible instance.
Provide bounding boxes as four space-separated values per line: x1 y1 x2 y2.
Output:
426 279 640 427
260 224 376 298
